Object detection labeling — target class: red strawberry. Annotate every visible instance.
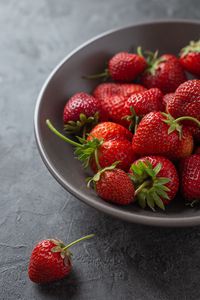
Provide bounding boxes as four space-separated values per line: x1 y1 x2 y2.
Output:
63 92 105 135
46 120 136 172
87 52 147 82
100 94 129 128
195 147 200 154
141 53 186 93
179 40 200 76
93 83 146 102
89 138 137 173
129 156 179 210
132 112 194 160
28 234 94 284
87 121 133 142
126 88 164 115
186 125 200 144
93 83 121 100
166 80 200 123
118 83 147 98
163 93 175 110
108 52 147 82
88 162 135 205
99 88 163 129
180 154 200 202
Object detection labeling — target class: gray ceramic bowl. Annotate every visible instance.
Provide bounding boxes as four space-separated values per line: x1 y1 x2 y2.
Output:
34 20 200 227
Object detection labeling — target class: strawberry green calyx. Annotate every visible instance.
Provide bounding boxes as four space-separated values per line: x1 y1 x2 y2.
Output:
162 113 200 140
137 46 143 57
144 50 165 76
130 160 170 211
180 40 200 56
50 234 94 264
64 112 99 136
46 120 103 168
122 106 141 133
87 161 120 188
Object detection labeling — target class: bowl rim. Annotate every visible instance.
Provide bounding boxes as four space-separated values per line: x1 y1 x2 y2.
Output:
34 19 200 227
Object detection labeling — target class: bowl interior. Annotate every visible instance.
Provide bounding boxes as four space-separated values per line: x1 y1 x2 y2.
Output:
35 21 200 227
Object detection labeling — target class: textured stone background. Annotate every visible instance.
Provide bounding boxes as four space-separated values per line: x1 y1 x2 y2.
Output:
0 0 200 299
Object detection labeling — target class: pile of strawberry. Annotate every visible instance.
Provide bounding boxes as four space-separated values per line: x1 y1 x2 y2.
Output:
47 39 200 211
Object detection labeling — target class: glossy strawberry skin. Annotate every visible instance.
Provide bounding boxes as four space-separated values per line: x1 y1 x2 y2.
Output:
167 79 200 122
96 168 135 205
125 88 164 116
186 125 200 144
90 139 137 173
141 54 186 94
132 112 193 159
163 93 175 111
99 88 163 128
100 94 129 128
93 83 146 101
87 122 133 142
130 156 179 204
180 154 200 201
63 92 105 123
93 83 146 126
119 83 147 98
108 52 147 82
180 52 200 77
28 240 71 284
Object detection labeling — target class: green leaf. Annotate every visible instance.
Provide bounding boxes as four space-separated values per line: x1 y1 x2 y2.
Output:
131 164 143 176
156 189 170 200
153 192 165 210
157 177 171 185
145 167 155 177
51 246 61 253
168 124 176 134
146 193 155 211
79 113 87 122
153 163 162 175
137 192 146 209
156 185 170 192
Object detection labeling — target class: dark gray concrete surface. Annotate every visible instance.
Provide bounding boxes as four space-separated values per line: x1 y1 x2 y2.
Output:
0 0 200 299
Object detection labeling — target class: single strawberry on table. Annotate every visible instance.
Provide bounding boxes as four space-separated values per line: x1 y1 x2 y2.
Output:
179 40 200 77
86 51 147 82
88 162 135 205
140 52 186 94
129 156 179 210
131 111 200 160
180 154 200 203
46 120 136 172
28 234 94 284
63 92 105 135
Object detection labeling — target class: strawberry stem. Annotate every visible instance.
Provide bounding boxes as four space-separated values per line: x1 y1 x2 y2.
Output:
83 69 109 80
46 120 81 147
175 116 200 127
137 46 143 57
94 148 101 171
63 234 95 251
135 180 151 196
